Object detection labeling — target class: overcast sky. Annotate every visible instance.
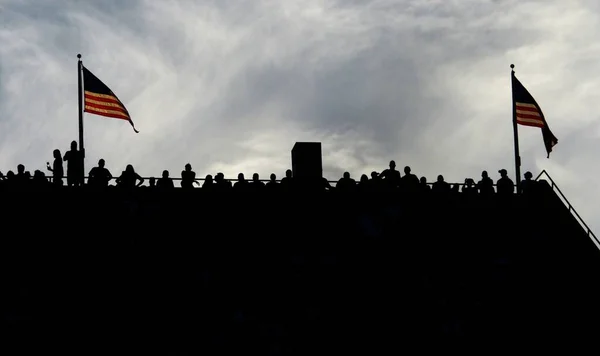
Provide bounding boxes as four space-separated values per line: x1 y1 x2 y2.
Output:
1 0 599 234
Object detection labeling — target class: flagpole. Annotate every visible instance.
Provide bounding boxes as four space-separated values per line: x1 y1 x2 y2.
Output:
511 64 521 193
77 54 85 182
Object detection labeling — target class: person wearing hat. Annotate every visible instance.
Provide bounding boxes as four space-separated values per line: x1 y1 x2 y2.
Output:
520 171 536 195
496 169 514 195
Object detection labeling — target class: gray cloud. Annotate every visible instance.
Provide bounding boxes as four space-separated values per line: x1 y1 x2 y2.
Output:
1 0 600 235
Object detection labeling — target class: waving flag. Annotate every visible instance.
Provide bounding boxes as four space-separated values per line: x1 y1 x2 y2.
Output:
82 65 138 133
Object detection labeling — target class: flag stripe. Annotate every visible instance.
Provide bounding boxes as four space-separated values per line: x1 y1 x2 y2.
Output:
85 98 125 109
516 118 544 128
84 101 129 116
85 97 126 111
84 92 125 108
86 110 130 121
84 90 120 101
515 102 537 109
516 109 540 116
517 110 542 119
84 105 130 120
84 93 122 105
516 112 542 120
515 106 539 114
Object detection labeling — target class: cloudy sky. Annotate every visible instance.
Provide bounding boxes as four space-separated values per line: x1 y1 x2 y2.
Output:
1 0 599 234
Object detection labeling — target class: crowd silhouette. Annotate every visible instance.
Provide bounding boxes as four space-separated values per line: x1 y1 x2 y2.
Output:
0 141 540 196
5 142 599 353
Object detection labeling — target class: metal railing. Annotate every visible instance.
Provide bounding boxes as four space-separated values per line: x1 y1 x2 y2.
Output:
15 171 595 244
37 175 493 188
535 170 599 248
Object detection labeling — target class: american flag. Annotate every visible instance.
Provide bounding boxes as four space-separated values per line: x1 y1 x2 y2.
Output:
81 65 138 133
512 73 558 157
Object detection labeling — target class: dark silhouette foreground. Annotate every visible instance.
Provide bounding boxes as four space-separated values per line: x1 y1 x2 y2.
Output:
1 147 598 352
3 175 599 353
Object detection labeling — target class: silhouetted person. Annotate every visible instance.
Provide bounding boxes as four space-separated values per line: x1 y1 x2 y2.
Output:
16 164 25 176
477 171 495 196
337 172 356 192
251 173 265 191
369 171 382 192
157 170 174 189
116 164 144 188
496 169 514 195
400 166 419 193
358 174 370 193
214 172 232 191
234 173 249 191
520 171 536 195
14 164 29 188
266 173 278 191
202 174 214 190
88 159 112 188
33 170 48 188
280 169 294 191
181 163 198 189
3 170 15 189
63 140 83 187
46 149 64 186
319 177 333 192
461 178 477 197
432 175 450 194
380 160 401 189
419 176 431 193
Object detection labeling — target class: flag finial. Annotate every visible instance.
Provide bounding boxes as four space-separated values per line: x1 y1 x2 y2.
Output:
510 64 515 73
77 53 82 60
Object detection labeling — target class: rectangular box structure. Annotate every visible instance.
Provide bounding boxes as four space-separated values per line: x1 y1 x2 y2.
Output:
291 142 323 179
